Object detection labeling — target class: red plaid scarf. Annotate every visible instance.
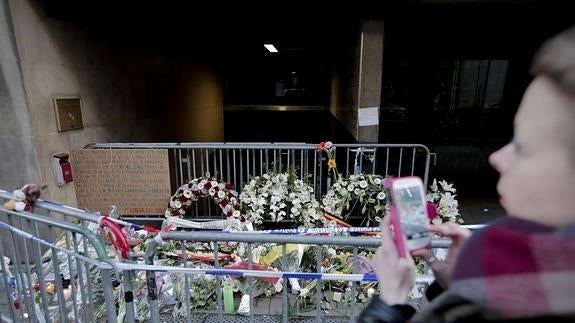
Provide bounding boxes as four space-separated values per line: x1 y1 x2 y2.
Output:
448 216 575 319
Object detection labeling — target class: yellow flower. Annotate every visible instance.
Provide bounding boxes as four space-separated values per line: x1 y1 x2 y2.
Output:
327 158 337 169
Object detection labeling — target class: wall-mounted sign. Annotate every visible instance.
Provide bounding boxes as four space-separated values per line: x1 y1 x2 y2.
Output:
53 97 84 132
359 106 379 126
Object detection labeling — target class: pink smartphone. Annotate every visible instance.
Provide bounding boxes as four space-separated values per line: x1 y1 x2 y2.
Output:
389 177 431 255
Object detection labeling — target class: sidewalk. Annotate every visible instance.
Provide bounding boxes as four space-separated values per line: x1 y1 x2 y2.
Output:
178 291 367 323
458 195 505 224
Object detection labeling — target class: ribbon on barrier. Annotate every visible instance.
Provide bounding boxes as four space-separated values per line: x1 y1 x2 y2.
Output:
99 216 130 259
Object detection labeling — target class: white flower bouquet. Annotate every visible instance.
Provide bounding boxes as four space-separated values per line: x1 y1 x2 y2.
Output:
321 174 388 227
239 168 325 229
426 179 463 224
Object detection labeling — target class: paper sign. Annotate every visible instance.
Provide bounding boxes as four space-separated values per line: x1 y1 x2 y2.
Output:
71 149 171 216
358 107 379 126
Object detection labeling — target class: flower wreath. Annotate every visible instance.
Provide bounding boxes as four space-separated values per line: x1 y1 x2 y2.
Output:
239 169 325 229
321 173 388 227
164 175 243 220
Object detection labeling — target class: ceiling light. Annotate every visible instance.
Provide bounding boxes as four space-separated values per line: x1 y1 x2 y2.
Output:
264 44 278 53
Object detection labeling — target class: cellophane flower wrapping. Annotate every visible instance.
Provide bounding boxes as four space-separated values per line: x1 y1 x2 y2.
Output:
172 264 218 318
261 244 305 294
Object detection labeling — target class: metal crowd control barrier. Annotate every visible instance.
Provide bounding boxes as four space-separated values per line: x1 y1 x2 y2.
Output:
0 189 486 323
0 206 118 323
0 189 135 323
85 142 432 221
85 142 431 198
143 230 451 323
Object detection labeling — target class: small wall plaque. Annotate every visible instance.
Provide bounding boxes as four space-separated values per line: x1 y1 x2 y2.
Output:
53 97 84 132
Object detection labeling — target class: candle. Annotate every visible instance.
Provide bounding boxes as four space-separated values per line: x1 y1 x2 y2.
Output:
223 283 234 314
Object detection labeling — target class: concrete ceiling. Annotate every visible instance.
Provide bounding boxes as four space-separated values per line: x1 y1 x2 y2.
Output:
35 1 361 58
34 0 573 61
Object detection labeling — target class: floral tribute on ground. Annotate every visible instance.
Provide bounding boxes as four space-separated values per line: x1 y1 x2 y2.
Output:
164 174 242 220
426 179 463 225
239 167 325 230
317 141 388 227
321 173 387 227
114 142 465 319
30 142 465 321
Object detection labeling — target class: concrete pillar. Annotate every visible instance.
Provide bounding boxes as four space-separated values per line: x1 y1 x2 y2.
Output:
0 0 46 266
330 17 383 143
357 19 384 143
0 0 41 189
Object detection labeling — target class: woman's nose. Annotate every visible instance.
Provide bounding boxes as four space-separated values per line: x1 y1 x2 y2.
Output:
489 144 513 174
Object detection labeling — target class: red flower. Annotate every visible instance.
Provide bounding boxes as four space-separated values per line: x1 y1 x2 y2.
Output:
317 141 325 152
165 176 245 222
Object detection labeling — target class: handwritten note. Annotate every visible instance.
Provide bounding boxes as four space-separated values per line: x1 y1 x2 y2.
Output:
71 149 171 216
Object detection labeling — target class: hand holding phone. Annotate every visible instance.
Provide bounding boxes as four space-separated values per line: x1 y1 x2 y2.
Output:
387 176 431 256
412 223 471 287
374 214 416 304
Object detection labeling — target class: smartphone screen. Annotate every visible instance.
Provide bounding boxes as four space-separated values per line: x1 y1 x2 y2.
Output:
391 178 430 251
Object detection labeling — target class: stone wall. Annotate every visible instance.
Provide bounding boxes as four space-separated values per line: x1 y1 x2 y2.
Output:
0 0 40 191
3 0 199 206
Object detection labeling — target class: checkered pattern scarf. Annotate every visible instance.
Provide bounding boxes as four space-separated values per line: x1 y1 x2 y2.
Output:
448 216 575 319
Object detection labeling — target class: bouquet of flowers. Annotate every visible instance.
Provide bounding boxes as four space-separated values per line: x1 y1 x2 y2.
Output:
425 179 463 225
321 174 387 227
295 246 380 311
317 141 338 181
224 261 282 315
117 271 152 322
172 264 218 318
239 168 325 229
164 174 242 220
261 244 306 294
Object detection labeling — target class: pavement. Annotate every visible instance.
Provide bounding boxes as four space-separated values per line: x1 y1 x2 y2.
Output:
184 290 367 323
458 195 506 224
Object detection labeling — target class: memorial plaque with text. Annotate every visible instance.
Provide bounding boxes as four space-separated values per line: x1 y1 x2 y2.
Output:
71 149 171 216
